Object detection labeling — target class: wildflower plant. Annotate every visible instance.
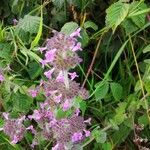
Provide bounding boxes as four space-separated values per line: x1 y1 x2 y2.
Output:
1 28 90 149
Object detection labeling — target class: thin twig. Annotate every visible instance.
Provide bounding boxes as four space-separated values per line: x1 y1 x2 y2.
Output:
82 35 103 88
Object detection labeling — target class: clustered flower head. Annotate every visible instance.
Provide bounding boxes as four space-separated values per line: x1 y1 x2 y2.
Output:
1 113 26 144
1 28 90 149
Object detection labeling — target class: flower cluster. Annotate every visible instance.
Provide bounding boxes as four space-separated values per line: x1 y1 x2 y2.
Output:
1 113 26 144
1 28 90 149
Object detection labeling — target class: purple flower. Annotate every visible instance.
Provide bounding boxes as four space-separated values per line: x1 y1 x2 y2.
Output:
56 71 64 83
68 72 79 80
75 108 80 116
84 118 91 125
13 19 18 25
11 135 19 144
54 94 62 103
40 59 47 68
28 110 42 120
84 130 91 137
44 68 55 79
28 89 38 98
52 143 59 150
71 132 83 143
3 116 26 144
45 49 56 63
72 42 82 51
49 119 57 127
3 112 9 120
39 47 47 53
62 100 71 111
70 28 81 38
0 74 4 81
26 125 36 134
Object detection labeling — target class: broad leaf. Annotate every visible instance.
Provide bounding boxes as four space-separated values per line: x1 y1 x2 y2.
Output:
92 129 107 143
106 1 129 32
61 22 79 35
84 21 98 31
95 81 109 101
16 15 40 34
110 82 123 101
12 93 33 113
129 2 147 28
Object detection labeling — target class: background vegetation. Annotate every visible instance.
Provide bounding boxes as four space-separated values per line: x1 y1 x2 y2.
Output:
1 0 150 149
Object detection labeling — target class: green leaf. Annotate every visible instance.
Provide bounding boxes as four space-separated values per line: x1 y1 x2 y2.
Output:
122 2 147 35
110 82 123 101
52 0 64 8
138 114 149 126
12 93 33 113
129 2 147 28
134 80 141 92
111 125 131 146
84 21 98 31
11 0 24 14
0 43 13 60
78 29 89 47
28 62 42 80
92 130 107 143
30 7 43 49
121 19 138 35
95 81 109 101
73 97 87 116
143 44 150 53
61 22 79 35
16 15 40 34
102 142 112 150
106 1 129 32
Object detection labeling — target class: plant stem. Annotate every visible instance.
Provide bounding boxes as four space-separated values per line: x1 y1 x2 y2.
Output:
129 35 150 124
82 35 103 88
63 70 69 89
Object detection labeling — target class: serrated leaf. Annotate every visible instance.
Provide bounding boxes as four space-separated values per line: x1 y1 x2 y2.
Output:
0 43 13 60
95 81 109 101
106 1 129 32
110 82 123 101
12 93 33 113
84 21 98 31
92 130 107 143
61 22 79 35
121 18 138 35
16 15 40 34
129 2 147 28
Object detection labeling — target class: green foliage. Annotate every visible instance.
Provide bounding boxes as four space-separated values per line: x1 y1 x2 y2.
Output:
122 1 147 35
16 15 40 34
12 92 33 113
92 129 107 143
110 82 123 101
1 0 150 149
61 22 79 35
95 81 109 101
106 1 129 32
84 21 98 31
